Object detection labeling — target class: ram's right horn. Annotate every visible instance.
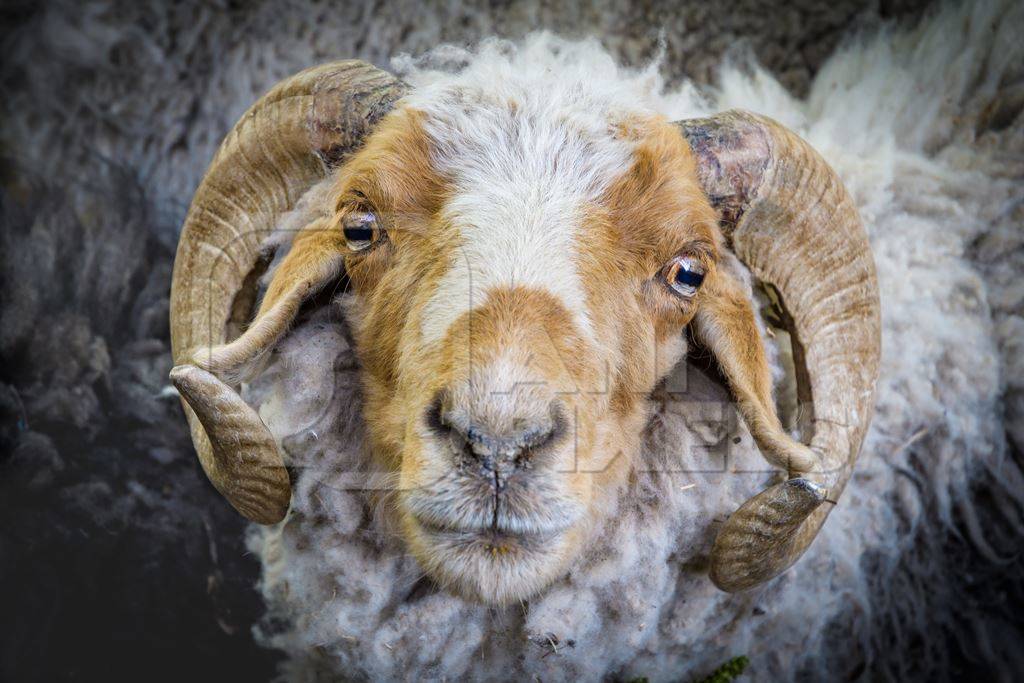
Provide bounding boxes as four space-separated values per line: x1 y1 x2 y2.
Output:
169 62 407 523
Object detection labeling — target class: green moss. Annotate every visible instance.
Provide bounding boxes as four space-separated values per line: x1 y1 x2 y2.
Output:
694 655 749 683
623 655 748 683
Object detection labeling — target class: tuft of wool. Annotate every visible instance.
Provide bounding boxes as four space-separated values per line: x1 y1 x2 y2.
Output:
244 2 1024 680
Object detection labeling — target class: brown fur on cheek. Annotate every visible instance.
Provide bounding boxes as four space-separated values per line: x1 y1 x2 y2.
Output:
314 108 455 472
588 118 724 417
329 107 452 294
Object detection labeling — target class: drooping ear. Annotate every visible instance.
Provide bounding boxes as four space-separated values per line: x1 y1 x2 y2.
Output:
187 219 347 378
691 252 830 590
692 255 817 475
170 219 346 523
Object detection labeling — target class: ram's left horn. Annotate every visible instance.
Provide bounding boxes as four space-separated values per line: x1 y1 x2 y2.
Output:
169 62 407 523
677 111 882 591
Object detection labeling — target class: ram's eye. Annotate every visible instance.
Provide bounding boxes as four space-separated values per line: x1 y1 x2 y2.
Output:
663 255 706 298
342 210 381 251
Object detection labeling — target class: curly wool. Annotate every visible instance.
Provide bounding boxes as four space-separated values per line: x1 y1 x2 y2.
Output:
243 2 1024 680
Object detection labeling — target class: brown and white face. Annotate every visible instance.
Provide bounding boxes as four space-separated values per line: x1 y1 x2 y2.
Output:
169 62 880 605
332 105 721 602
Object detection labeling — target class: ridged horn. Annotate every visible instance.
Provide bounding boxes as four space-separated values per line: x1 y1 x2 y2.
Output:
677 110 881 591
169 61 407 523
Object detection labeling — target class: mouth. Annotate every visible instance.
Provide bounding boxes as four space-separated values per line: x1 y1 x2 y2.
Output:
403 481 581 569
412 515 563 555
401 475 586 603
408 512 577 605
402 475 583 544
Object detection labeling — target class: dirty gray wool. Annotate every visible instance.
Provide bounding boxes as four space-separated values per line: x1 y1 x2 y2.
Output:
243 2 1024 681
3 0 1022 681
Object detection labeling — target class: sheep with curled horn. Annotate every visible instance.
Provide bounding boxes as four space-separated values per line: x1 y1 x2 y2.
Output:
169 60 879 600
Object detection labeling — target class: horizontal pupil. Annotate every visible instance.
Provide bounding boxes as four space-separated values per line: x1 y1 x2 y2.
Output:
344 226 374 242
675 266 704 288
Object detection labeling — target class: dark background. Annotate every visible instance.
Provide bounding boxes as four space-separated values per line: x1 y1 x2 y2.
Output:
4 1 1018 681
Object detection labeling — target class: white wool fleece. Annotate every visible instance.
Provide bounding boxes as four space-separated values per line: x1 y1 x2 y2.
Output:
243 1 1024 680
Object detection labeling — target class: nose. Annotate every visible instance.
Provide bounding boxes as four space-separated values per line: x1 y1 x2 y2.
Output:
426 391 563 475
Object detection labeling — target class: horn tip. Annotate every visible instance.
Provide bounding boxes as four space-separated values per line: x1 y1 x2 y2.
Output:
169 363 292 525
169 363 193 384
225 464 292 525
784 476 827 502
708 477 828 592
240 496 290 525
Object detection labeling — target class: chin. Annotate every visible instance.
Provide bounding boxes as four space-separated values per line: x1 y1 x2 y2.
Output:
404 515 582 605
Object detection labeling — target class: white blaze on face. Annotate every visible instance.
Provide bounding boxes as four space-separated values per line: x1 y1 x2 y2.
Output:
411 86 638 347
420 180 596 346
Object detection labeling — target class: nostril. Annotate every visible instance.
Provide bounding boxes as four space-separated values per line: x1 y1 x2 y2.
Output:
531 400 566 453
424 392 564 470
425 390 477 460
513 420 557 455
425 390 451 435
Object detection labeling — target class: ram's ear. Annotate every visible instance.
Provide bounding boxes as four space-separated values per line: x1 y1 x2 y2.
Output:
189 218 347 379
170 218 346 524
692 255 817 475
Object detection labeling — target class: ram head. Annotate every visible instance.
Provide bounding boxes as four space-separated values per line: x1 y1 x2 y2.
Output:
169 61 880 604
